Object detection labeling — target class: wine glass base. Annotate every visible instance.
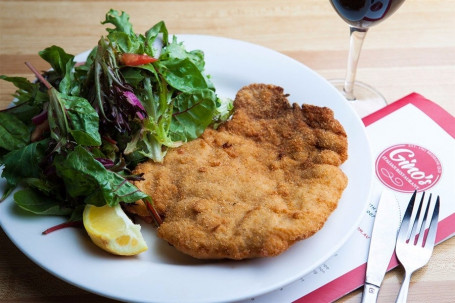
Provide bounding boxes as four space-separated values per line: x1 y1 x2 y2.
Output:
329 79 387 118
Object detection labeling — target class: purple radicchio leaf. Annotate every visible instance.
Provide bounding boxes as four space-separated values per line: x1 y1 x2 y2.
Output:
123 90 146 120
31 110 48 125
95 158 115 169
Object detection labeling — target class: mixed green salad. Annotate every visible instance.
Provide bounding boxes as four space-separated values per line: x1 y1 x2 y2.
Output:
0 10 233 228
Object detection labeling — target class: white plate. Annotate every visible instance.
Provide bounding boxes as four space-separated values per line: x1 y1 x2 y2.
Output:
0 35 373 303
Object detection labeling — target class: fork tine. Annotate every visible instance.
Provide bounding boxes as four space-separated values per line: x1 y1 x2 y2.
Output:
424 196 440 248
408 192 426 243
416 194 432 246
399 190 417 241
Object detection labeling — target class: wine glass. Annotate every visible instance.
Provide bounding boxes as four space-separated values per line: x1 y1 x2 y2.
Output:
329 0 406 117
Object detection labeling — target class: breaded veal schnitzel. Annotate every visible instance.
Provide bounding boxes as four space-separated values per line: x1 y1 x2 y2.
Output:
126 84 348 260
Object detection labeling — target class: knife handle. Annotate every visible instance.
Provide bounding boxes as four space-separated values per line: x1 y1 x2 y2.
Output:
361 283 380 303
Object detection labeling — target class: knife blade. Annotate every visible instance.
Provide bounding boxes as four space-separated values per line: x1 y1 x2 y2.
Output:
361 189 401 303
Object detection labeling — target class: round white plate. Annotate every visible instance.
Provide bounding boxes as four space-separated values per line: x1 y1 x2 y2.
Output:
0 35 373 303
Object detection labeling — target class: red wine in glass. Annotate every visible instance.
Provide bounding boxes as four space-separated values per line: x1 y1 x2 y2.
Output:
328 0 406 117
331 0 406 28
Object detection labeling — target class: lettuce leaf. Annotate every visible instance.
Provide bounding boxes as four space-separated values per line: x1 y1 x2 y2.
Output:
171 89 218 141
54 146 147 207
0 112 30 152
47 89 101 147
39 45 74 76
14 188 72 216
1 139 49 186
39 45 79 95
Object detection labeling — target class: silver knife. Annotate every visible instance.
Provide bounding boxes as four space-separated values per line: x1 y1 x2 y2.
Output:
361 189 401 303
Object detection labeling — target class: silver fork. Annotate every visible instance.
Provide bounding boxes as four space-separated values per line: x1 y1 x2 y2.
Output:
395 191 440 303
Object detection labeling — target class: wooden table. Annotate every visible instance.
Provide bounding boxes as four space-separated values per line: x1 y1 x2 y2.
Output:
1 1 454 302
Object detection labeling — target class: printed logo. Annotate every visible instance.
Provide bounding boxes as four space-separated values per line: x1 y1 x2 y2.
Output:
375 144 442 193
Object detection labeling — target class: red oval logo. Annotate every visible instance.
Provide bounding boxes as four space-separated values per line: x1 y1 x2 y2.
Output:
375 144 442 193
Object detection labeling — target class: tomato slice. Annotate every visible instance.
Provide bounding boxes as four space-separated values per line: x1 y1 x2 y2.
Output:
120 53 157 66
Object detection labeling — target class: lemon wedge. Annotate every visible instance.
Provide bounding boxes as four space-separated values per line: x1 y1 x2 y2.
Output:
83 204 148 256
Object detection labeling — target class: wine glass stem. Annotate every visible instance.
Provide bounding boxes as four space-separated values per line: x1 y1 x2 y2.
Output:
344 26 368 101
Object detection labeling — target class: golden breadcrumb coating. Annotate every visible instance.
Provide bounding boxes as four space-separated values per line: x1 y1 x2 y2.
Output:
127 84 348 260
